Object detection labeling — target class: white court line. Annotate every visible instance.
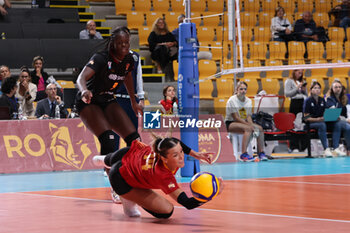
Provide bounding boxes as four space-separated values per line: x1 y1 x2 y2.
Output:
249 179 350 187
12 192 111 203
9 192 350 224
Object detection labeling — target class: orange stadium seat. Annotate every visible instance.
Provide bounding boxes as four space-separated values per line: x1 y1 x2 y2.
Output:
288 41 306 60
249 42 267 60
207 0 226 13
213 97 228 117
163 12 179 30
152 0 171 11
137 26 151 45
197 26 216 43
202 14 222 27
328 27 346 42
306 41 326 60
261 77 280 94
134 0 152 12
331 68 350 78
265 60 283 78
253 27 271 42
314 0 332 13
268 41 287 60
199 79 214 99
198 59 218 79
126 12 146 29
216 77 234 97
170 0 184 12
344 41 350 60
191 0 208 12
173 60 178 81
295 0 314 13
241 27 253 43
241 12 258 28
115 0 133 14
146 12 163 26
278 0 295 14
313 13 330 29
241 0 260 13
326 41 344 60
257 12 272 27
261 0 278 13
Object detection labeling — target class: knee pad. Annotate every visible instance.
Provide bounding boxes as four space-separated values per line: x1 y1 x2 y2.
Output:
98 130 119 155
142 207 174 219
124 131 141 146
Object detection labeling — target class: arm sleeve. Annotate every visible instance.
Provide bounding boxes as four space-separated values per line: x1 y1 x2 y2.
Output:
177 192 205 210
148 31 157 52
135 56 145 99
284 79 299 97
79 30 89 39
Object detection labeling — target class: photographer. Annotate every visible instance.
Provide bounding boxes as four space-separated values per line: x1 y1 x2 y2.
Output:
270 6 293 42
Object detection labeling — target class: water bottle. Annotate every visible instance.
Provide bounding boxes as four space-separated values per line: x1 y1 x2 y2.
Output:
31 0 39 8
1 32 5 40
55 104 60 119
18 105 23 120
172 102 178 115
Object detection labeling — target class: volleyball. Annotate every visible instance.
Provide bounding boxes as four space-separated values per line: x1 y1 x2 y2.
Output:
190 172 220 202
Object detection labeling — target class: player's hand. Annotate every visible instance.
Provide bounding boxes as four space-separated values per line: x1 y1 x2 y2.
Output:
36 68 42 77
81 90 93 104
55 95 62 104
193 151 215 164
132 102 143 116
217 177 224 195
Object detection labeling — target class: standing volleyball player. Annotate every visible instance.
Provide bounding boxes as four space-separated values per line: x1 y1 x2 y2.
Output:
93 137 223 218
76 26 143 159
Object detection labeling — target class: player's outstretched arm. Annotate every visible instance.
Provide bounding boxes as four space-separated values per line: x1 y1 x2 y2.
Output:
189 150 214 164
169 189 206 210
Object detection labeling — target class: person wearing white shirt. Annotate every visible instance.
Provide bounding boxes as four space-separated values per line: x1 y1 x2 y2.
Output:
271 6 293 41
79 20 103 40
225 81 267 162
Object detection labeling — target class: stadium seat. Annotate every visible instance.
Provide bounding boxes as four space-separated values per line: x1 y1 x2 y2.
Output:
265 60 283 78
328 27 346 42
191 0 208 12
199 79 214 99
288 41 306 60
249 42 267 60
146 12 163 26
295 0 314 13
241 12 258 27
198 60 218 79
268 41 287 60
163 12 178 28
257 12 272 27
173 60 179 81
330 68 349 78
243 59 261 67
22 23 83 39
306 41 325 59
134 0 152 12
170 0 184 12
314 0 332 13
241 0 260 12
216 78 234 97
261 77 280 95
137 26 151 45
313 13 330 29
278 0 295 14
344 41 350 60
261 0 278 13
289 59 305 65
202 14 222 27
253 27 271 42
197 26 216 43
127 12 147 29
207 0 226 12
57 80 75 89
114 0 134 14
213 97 228 117
240 77 259 96
152 0 171 11
241 27 253 43
205 41 224 61
309 68 329 78
325 41 344 60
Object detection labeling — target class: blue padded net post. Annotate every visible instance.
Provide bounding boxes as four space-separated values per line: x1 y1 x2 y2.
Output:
178 22 200 177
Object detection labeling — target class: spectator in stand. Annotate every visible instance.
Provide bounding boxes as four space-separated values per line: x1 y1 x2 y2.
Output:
79 20 103 40
325 80 350 156
294 11 318 42
148 17 177 81
329 0 350 28
35 83 68 119
30 56 62 101
15 68 37 118
0 0 11 16
284 69 307 152
159 85 178 114
0 76 17 118
270 6 293 42
225 81 267 162
303 81 333 157
0 65 12 95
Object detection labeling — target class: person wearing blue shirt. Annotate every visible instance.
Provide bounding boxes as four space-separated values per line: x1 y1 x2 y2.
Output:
325 80 350 156
303 82 333 157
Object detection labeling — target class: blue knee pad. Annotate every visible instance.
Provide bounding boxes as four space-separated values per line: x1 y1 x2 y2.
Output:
98 130 119 155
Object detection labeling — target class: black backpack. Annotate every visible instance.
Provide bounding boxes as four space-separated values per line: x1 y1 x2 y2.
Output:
252 111 274 130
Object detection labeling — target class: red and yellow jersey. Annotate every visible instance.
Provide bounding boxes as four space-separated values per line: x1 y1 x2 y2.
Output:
119 140 179 194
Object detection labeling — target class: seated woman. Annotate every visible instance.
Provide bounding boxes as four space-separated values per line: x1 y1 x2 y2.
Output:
270 6 293 42
303 81 333 157
325 80 350 156
225 81 267 162
148 18 177 81
159 85 178 114
15 68 37 118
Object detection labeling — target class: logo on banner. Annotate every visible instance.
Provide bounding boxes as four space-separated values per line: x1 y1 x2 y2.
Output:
143 110 161 129
49 122 92 169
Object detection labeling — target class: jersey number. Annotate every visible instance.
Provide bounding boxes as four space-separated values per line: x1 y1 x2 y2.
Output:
141 153 156 171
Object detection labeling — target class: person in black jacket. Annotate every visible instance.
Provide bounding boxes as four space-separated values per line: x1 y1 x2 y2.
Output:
294 11 318 42
148 17 177 81
0 76 17 119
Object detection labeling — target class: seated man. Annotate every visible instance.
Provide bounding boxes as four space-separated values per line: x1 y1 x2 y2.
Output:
294 11 318 42
79 20 103 40
329 0 350 28
0 76 17 118
35 83 68 119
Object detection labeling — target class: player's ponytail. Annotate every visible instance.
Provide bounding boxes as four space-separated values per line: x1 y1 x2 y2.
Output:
153 137 179 158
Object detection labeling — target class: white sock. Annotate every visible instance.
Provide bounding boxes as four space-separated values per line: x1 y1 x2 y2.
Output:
120 196 141 217
92 155 110 169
